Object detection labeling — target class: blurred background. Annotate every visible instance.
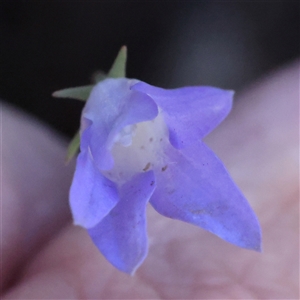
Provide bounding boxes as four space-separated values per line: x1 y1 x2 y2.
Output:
0 1 299 137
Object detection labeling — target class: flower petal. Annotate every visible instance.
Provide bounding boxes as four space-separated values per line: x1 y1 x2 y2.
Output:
150 142 262 251
132 82 233 148
82 78 158 170
69 149 119 228
88 171 156 274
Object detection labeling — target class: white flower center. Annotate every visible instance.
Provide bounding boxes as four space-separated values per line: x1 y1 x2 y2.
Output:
112 124 137 147
103 112 169 185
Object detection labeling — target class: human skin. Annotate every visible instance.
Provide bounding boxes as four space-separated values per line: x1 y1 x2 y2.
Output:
1 61 299 299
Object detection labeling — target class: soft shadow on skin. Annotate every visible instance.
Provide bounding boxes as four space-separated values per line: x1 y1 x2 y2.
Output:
1 60 299 299
1 104 74 291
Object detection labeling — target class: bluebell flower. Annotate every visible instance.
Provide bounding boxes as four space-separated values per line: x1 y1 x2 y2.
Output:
69 78 261 274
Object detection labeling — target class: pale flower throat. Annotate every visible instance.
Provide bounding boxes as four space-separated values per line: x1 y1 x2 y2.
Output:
103 112 169 185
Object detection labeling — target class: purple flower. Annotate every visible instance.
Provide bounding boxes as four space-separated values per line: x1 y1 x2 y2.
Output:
70 78 261 274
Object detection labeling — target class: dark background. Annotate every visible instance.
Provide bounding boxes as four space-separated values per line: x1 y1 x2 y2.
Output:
1 1 299 137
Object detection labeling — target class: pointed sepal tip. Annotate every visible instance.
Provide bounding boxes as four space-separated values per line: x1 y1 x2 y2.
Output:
107 46 127 78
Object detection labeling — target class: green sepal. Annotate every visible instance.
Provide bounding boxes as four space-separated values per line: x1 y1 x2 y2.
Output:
65 131 80 163
52 85 94 101
107 46 127 78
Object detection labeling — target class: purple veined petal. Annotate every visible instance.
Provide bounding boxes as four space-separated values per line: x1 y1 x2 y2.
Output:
82 78 158 170
150 142 262 251
69 149 119 229
132 82 233 149
79 117 92 152
88 171 156 274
